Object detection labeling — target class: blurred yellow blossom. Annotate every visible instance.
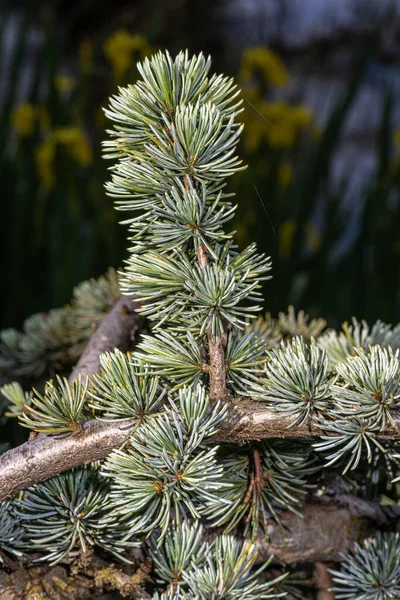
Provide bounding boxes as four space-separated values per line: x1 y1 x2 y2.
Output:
103 31 151 81
55 75 76 95
53 127 93 167
35 127 92 190
38 106 51 132
79 39 94 73
242 99 314 152
240 47 289 87
289 105 313 128
279 163 293 188
11 103 36 137
35 138 56 191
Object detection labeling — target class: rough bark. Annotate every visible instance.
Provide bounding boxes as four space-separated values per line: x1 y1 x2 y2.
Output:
259 503 371 564
197 242 228 401
314 562 334 600
213 398 400 443
0 293 143 502
207 331 227 400
69 294 143 385
0 419 135 502
1 397 400 502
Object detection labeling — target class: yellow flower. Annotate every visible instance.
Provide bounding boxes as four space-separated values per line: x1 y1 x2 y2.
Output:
35 126 93 190
259 101 295 147
243 121 265 153
279 163 293 188
53 127 93 167
55 74 76 95
11 103 36 137
35 138 56 191
289 105 313 128
79 39 94 73
242 99 314 151
38 106 51 132
103 31 151 81
240 47 289 87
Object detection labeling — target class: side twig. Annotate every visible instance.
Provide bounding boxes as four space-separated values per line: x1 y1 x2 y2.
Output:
69 294 143 384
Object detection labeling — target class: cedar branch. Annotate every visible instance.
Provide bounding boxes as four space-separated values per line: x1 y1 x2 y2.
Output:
197 242 227 400
69 294 143 384
1 398 399 501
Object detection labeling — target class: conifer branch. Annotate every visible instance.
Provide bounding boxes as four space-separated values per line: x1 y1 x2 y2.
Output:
197 242 227 400
2 50 400 595
0 419 135 502
1 395 399 502
314 562 334 600
69 294 143 384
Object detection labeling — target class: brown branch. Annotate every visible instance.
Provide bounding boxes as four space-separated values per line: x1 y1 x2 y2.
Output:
314 562 334 600
207 331 227 400
200 497 399 564
0 293 143 503
197 242 227 400
211 397 400 444
0 419 135 502
1 396 399 502
258 502 373 564
69 294 143 384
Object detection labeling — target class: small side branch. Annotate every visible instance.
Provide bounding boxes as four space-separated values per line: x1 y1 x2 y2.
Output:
69 294 143 384
207 331 227 400
314 562 334 600
197 242 227 400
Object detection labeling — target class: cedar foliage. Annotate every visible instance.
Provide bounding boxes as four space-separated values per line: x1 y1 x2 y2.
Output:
1 50 400 600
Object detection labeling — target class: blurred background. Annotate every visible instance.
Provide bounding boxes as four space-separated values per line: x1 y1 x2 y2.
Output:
2 0 400 331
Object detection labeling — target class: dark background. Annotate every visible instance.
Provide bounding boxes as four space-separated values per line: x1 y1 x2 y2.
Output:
2 0 400 330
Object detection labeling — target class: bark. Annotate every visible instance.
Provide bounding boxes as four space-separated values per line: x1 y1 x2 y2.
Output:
0 293 143 502
207 332 227 400
69 294 143 384
197 242 228 401
258 498 400 564
1 397 399 502
211 397 400 444
0 419 135 502
314 562 334 600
